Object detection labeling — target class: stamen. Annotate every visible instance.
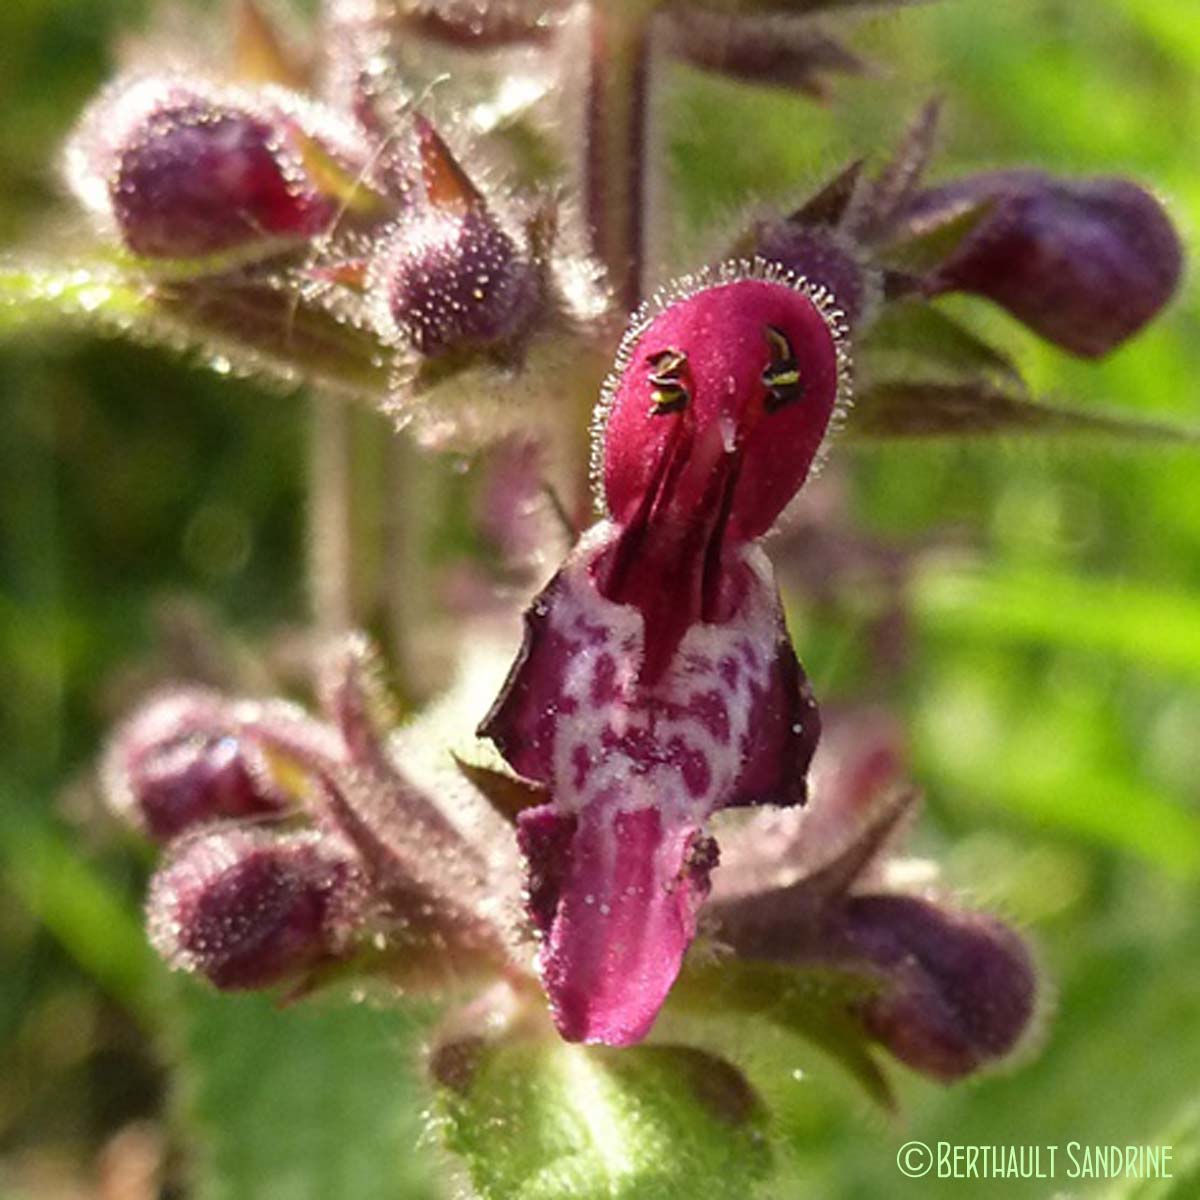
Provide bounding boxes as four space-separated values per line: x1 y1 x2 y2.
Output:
649 382 689 414
762 323 805 411
647 346 691 414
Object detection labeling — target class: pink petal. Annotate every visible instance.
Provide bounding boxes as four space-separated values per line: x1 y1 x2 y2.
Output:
520 804 715 1045
482 528 822 1044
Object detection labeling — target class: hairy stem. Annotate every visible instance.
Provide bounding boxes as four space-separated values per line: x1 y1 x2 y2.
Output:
587 1 659 309
308 391 434 703
384 432 436 705
308 392 354 637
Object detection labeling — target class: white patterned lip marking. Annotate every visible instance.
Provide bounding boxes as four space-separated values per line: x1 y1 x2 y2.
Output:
544 522 787 827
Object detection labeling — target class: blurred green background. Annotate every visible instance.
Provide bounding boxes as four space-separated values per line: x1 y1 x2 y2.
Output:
0 1 1197 1197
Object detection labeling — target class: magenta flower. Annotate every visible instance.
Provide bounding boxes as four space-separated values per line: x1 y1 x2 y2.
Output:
480 264 851 1044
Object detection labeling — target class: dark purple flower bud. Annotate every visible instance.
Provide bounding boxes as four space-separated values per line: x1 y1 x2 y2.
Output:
368 116 540 356
711 765 1038 1083
103 690 288 842
146 827 365 990
904 171 1183 358
829 895 1038 1082
65 75 374 259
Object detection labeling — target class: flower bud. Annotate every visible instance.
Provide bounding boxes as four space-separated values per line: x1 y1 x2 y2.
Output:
368 117 540 356
65 75 369 259
907 171 1183 358
146 828 364 990
751 222 878 329
832 894 1037 1081
103 690 288 841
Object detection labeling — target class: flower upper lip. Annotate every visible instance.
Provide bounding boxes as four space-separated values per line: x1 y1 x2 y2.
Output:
596 414 748 681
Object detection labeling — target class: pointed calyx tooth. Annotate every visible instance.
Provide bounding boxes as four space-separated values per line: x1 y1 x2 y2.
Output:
415 114 484 214
367 116 541 356
318 633 400 772
712 707 908 901
709 787 918 948
103 689 291 842
64 73 378 260
847 97 942 241
451 754 547 824
788 159 866 227
233 0 310 89
745 158 878 327
146 827 366 990
308 636 522 973
901 171 1184 358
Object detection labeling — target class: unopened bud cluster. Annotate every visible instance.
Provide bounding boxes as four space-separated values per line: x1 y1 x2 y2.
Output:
711 713 1038 1080
104 642 523 996
64 57 555 393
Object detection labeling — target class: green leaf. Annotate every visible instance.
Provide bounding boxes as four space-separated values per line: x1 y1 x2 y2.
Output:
854 99 942 239
434 1034 773 1200
842 380 1198 441
174 987 439 1200
927 740 1200 879
0 259 392 402
912 562 1200 876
